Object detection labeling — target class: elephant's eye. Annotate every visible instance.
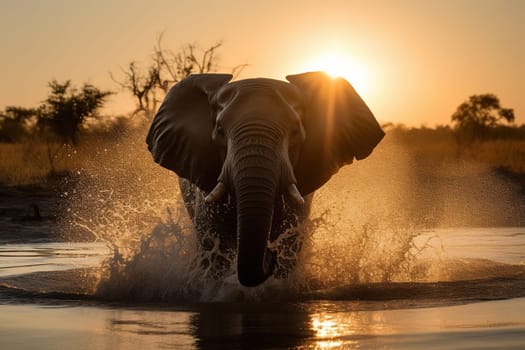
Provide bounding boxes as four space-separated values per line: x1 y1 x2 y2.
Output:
290 121 305 144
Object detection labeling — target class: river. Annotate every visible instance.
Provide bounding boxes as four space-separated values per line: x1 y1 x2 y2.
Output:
1 227 524 349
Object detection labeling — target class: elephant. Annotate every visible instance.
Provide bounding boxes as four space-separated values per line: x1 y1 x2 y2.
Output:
146 71 384 287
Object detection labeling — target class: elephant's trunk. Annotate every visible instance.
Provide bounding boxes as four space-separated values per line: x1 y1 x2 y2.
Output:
236 180 277 287
230 124 281 287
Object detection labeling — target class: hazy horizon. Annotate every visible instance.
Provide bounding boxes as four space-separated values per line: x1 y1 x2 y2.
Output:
1 0 523 126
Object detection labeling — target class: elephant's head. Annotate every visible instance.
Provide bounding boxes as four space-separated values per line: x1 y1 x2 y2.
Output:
146 72 384 286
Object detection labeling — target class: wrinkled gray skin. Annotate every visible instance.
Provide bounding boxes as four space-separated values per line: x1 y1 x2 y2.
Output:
147 72 384 287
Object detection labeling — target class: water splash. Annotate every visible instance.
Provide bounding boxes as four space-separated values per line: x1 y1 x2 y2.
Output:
61 132 523 302
85 205 434 302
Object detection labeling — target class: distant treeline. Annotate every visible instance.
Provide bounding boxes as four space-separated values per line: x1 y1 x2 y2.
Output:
2 37 524 185
386 123 525 144
0 39 239 146
3 113 525 147
0 37 522 148
0 105 135 144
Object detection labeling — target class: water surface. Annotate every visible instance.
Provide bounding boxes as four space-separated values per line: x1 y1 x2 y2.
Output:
1 227 524 349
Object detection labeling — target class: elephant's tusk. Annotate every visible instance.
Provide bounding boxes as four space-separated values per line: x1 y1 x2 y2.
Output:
205 182 227 204
287 183 305 205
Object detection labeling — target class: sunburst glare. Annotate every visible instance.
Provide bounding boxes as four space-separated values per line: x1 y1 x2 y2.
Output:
302 51 371 96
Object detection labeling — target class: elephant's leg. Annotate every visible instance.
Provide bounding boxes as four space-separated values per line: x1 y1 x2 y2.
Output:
179 179 237 278
195 199 237 279
270 194 313 278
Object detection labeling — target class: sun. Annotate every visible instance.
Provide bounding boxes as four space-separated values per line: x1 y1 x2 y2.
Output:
301 51 371 96
313 53 348 78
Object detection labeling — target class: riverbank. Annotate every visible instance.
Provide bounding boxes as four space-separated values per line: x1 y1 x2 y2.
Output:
0 182 61 243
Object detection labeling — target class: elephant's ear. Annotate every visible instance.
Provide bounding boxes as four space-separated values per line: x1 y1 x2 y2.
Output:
286 71 385 195
146 74 233 192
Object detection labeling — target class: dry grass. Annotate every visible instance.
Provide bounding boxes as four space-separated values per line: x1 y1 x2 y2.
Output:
464 140 525 173
394 135 525 174
1 138 525 186
0 142 84 185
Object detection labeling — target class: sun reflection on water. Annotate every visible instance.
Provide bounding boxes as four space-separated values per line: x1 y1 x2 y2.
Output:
310 309 394 349
312 317 345 348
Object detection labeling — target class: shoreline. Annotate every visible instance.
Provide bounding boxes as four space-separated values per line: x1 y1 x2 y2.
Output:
1 165 524 244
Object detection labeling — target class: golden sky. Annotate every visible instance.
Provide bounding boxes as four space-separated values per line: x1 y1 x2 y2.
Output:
1 0 523 126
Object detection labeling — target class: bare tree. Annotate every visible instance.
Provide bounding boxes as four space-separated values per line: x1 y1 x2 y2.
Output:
153 35 222 91
112 35 247 119
111 62 161 117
